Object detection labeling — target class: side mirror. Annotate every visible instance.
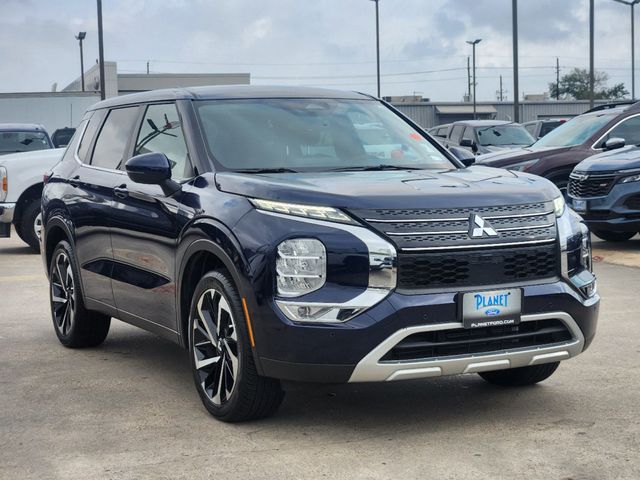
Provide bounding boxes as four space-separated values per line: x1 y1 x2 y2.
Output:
449 146 476 167
125 152 180 196
604 137 625 151
459 138 474 148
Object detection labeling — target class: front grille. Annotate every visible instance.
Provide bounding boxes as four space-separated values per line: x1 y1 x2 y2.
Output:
624 194 640 210
569 171 616 198
380 319 573 362
397 244 559 290
349 201 556 251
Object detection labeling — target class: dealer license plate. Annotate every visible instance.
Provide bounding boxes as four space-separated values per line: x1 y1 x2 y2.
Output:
461 288 522 329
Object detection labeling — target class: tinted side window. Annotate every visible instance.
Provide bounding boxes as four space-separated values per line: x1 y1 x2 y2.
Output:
607 116 640 145
77 110 105 163
91 107 139 169
133 103 192 181
524 123 537 136
462 127 474 142
450 125 464 142
59 120 87 164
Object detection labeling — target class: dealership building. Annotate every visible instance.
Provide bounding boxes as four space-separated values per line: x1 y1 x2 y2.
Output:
0 62 250 133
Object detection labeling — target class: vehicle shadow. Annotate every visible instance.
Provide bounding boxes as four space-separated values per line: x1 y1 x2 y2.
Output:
96 326 576 431
0 244 37 255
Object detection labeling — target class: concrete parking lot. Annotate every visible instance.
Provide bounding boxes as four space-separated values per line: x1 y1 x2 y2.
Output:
1 233 639 480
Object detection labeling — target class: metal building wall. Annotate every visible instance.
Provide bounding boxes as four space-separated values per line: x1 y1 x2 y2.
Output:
393 100 610 129
0 92 101 132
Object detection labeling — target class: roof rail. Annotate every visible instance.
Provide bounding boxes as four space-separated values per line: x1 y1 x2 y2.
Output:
584 100 639 113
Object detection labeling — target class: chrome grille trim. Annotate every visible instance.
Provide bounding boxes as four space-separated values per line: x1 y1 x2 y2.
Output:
401 238 556 252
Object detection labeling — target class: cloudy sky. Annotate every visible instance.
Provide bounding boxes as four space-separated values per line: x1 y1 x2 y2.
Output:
0 0 635 101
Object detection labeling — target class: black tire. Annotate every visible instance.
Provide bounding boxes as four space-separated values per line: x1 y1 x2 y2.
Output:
18 198 42 252
49 240 111 348
478 362 560 387
592 230 635 242
188 270 284 422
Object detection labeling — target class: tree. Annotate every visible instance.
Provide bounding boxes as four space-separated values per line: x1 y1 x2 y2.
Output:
549 68 628 100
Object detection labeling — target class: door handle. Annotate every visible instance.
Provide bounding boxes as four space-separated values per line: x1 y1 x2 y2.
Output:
113 184 129 199
69 175 81 187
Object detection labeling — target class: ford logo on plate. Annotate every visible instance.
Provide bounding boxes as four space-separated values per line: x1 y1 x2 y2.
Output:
485 308 501 316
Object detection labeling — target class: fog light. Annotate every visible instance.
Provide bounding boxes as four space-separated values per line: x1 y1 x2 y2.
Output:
276 239 326 297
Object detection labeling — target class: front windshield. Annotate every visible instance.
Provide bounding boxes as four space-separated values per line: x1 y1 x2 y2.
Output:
195 98 455 172
476 125 535 146
533 113 614 148
0 131 51 154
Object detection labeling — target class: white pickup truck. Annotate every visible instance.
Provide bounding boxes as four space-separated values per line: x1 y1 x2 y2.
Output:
0 148 65 251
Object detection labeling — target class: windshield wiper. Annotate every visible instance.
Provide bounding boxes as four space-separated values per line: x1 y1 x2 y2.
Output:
328 164 425 172
234 167 299 174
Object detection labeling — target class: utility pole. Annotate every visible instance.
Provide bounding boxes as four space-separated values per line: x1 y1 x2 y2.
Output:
146 61 150 75
556 57 560 100
512 0 520 122
589 0 595 109
466 39 482 119
467 56 471 101
498 75 504 101
75 32 86 92
97 0 106 100
370 0 381 98
612 0 640 99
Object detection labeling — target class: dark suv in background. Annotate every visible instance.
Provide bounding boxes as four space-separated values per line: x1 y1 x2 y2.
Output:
477 102 640 195
569 145 640 241
41 86 598 422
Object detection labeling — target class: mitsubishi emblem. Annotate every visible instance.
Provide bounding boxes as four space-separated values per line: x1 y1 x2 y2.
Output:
469 214 498 238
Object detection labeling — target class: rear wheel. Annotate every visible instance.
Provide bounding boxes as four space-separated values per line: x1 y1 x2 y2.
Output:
188 271 284 422
478 362 560 387
49 240 111 347
18 198 42 252
592 230 635 242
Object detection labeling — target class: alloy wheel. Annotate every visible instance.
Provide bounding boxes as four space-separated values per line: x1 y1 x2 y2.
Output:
51 251 75 336
34 213 43 240
192 288 239 406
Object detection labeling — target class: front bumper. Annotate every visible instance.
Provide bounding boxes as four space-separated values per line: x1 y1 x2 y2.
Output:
254 279 599 383
0 203 16 237
569 182 640 232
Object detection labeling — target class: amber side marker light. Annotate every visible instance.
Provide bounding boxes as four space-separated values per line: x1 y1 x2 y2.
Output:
241 298 256 348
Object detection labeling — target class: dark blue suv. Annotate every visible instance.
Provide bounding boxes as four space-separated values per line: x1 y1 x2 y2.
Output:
41 86 599 422
569 145 640 241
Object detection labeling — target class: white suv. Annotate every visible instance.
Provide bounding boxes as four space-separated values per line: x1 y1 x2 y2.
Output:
0 148 64 251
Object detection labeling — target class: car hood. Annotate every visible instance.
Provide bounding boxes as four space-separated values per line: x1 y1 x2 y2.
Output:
215 166 560 210
574 146 640 172
476 145 573 166
0 148 64 169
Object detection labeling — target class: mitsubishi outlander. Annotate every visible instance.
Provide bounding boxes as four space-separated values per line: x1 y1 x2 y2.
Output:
41 86 599 422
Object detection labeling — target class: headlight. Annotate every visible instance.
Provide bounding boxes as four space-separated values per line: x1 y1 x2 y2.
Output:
553 195 566 217
250 198 357 224
619 173 640 184
276 239 326 297
507 159 539 172
0 167 7 202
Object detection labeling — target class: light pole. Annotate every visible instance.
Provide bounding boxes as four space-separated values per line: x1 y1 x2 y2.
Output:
589 0 595 109
75 32 86 92
97 0 106 100
512 0 519 122
613 0 640 100
466 39 482 119
370 0 381 98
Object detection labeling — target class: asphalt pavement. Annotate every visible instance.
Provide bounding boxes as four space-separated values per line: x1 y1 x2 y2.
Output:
1 233 639 480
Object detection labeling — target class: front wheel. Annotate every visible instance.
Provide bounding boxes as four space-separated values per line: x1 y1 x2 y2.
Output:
478 362 560 386
592 230 635 242
189 270 284 422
